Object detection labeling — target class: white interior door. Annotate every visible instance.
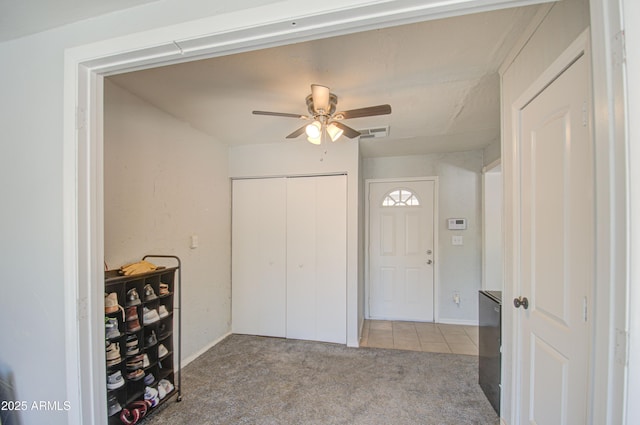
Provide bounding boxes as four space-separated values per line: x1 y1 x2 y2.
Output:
286 175 347 344
516 52 592 424
368 179 435 321
231 178 287 337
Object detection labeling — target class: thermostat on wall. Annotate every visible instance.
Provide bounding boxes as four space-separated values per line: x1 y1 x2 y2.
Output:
448 218 467 230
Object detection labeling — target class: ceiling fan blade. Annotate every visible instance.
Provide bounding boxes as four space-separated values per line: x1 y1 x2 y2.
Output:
336 104 392 120
286 125 307 139
253 110 308 119
311 84 330 112
332 121 361 139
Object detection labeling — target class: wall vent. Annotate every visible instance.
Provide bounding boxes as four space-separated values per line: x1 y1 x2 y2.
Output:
358 126 390 139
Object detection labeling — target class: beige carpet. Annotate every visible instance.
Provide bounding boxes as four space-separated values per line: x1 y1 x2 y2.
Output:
142 334 499 425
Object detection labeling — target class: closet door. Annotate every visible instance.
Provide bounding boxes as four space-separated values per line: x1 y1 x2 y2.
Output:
232 178 286 337
286 175 347 344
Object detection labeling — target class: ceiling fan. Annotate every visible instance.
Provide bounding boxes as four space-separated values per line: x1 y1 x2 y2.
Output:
252 84 391 145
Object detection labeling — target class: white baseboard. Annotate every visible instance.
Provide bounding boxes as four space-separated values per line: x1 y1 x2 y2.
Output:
437 318 479 326
180 331 232 368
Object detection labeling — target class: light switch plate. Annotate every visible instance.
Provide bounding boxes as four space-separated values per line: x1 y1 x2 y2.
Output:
452 235 463 246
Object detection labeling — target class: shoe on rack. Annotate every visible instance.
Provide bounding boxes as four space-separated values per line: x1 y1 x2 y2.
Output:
105 293 126 320
126 288 141 307
143 284 158 301
158 305 169 318
143 307 160 325
125 306 138 322
105 317 120 339
107 394 122 416
126 334 138 347
125 336 139 356
126 318 141 333
158 323 169 339
158 379 174 399
159 283 169 295
142 353 150 368
107 370 125 390
145 331 157 348
126 369 144 381
106 342 121 366
158 344 169 358
144 373 155 386
144 386 160 408
126 354 144 370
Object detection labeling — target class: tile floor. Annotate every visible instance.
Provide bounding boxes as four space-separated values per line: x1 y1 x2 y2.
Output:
360 320 479 356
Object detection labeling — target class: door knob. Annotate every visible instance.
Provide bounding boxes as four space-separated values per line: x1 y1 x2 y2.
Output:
513 296 529 309
426 259 433 265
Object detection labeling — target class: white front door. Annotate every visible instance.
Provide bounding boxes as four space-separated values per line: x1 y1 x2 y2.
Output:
368 179 435 321
515 51 592 423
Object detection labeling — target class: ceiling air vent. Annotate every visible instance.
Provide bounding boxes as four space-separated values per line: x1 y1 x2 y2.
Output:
358 126 390 139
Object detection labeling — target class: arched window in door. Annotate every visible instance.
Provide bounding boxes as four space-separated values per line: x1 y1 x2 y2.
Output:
381 188 420 207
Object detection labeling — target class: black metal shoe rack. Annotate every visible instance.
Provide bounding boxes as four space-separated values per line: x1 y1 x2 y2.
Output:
105 255 182 424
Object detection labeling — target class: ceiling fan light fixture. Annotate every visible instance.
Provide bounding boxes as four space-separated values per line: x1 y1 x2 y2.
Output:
326 122 344 142
305 120 322 139
307 135 322 145
311 84 330 112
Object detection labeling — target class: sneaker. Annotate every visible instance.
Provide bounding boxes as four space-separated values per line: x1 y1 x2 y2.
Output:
107 394 122 416
126 288 141 306
144 373 155 386
125 306 138 322
145 331 157 348
126 317 141 333
144 386 160 408
126 369 145 381
159 283 169 295
158 379 174 399
158 305 169 318
144 284 158 301
106 342 121 366
158 344 169 358
107 370 125 390
125 339 139 357
105 317 120 339
158 323 170 339
143 353 150 368
143 307 160 325
126 354 144 370
126 334 139 348
105 293 125 320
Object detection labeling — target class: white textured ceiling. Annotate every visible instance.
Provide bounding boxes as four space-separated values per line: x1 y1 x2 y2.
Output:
0 0 159 42
108 5 540 158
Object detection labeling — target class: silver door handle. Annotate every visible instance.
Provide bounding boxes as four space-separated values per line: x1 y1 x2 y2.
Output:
513 296 529 309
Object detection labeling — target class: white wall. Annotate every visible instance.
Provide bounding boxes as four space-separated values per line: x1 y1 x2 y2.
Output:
482 167 503 291
228 140 361 346
103 80 231 362
500 0 590 422
363 151 483 324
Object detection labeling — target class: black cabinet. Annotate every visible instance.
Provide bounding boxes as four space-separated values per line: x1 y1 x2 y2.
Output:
104 257 181 424
479 290 501 415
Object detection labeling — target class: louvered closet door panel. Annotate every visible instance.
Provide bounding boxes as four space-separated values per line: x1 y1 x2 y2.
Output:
232 178 286 337
286 175 347 344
